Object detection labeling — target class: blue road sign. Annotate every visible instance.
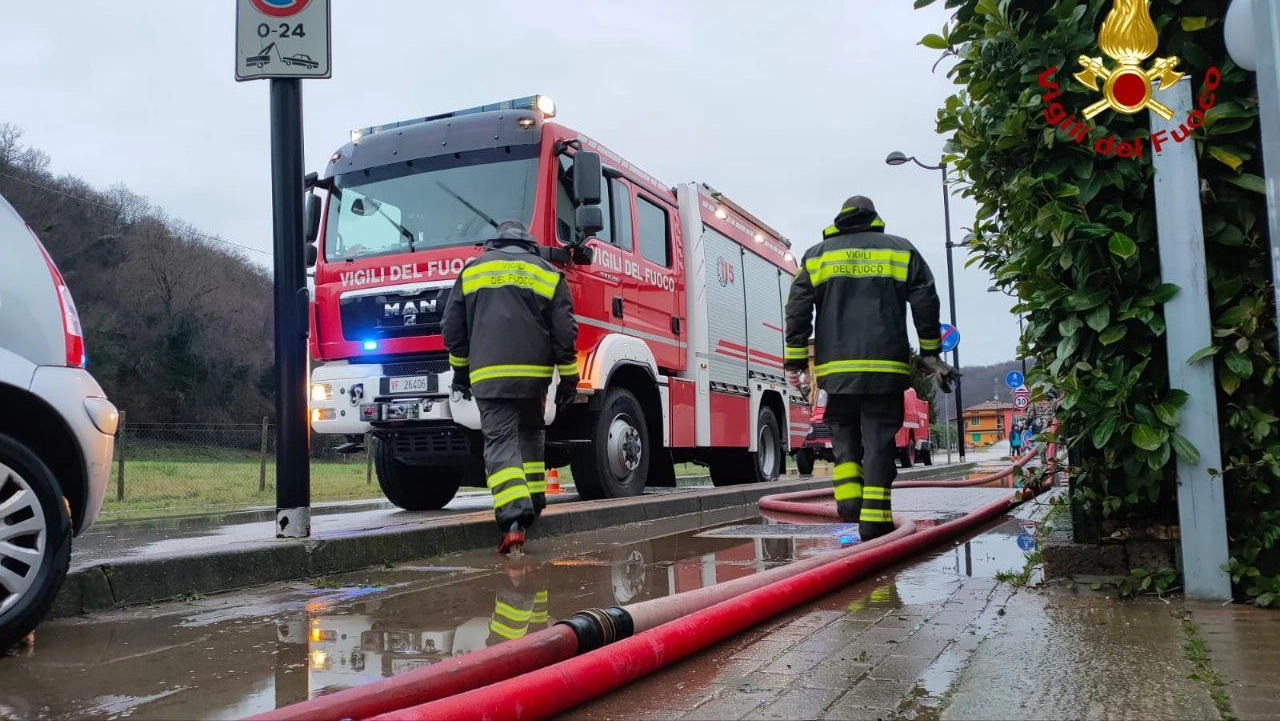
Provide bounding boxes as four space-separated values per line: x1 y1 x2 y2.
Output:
939 323 960 353
1006 370 1024 388
1017 533 1037 552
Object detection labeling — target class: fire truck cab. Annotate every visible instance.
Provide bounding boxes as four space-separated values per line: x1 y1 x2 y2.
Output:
306 96 811 510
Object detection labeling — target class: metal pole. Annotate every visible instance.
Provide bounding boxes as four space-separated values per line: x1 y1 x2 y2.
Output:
1253 0 1280 356
259 415 270 493
270 78 311 538
940 164 965 461
1018 315 1027 377
1150 80 1231 600
942 389 952 464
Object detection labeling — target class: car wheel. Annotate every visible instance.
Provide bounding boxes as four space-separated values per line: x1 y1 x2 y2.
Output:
0 434 72 651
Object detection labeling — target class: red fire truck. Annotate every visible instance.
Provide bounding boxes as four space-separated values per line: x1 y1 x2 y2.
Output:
792 388 933 475
304 95 812 510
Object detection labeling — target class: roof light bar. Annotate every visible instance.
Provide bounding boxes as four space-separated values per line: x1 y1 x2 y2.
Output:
350 95 556 141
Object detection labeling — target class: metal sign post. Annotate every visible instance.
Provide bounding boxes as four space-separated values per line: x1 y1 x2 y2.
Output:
1150 80 1232 600
236 0 331 539
1252 0 1280 357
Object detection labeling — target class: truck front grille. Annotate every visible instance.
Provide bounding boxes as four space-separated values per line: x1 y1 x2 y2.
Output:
382 357 451 376
381 425 472 463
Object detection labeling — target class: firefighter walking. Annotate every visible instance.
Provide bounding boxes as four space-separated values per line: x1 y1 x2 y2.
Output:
442 221 579 553
784 196 958 541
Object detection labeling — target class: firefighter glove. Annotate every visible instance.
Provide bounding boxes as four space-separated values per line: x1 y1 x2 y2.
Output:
451 368 472 401
555 377 577 406
920 355 961 393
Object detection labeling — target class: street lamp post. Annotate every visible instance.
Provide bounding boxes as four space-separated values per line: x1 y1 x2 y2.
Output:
887 151 968 461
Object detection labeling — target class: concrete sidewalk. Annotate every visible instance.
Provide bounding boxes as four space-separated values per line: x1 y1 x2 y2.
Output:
53 463 971 619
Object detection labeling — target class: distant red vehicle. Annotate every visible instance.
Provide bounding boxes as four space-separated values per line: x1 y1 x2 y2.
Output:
792 388 932 475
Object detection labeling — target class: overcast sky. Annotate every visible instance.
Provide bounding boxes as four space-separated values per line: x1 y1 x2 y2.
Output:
2 0 1022 370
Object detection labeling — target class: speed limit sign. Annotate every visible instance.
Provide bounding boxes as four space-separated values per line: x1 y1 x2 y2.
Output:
1013 388 1030 409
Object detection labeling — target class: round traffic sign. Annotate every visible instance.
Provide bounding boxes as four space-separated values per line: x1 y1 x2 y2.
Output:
1005 370 1024 389
1016 533 1036 552
251 0 312 17
939 323 960 353
1013 394 1030 410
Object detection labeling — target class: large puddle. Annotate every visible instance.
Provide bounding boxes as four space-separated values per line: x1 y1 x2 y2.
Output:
0 501 1038 720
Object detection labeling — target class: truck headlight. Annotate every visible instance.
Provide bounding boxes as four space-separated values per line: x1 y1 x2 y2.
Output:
311 383 333 402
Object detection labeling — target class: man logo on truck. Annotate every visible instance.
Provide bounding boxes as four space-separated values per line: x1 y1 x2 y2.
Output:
383 300 438 317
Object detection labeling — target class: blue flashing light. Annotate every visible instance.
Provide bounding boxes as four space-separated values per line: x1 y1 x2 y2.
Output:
362 340 378 351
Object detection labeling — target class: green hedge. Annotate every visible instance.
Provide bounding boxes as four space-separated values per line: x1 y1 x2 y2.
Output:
916 0 1279 604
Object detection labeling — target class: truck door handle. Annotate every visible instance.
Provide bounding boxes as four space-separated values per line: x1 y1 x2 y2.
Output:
671 316 681 334
612 297 624 319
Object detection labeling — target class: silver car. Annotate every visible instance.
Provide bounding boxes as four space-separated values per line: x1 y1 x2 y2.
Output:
0 191 117 649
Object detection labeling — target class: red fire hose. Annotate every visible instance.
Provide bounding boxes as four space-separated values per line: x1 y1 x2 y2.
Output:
257 430 1061 721
373 494 1021 720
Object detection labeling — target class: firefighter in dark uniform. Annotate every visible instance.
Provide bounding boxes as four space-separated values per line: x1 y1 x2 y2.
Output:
442 221 579 553
784 196 958 541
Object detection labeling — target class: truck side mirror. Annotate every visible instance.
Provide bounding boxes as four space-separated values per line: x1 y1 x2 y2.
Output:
304 193 321 243
305 243 318 268
572 152 602 205
575 205 604 240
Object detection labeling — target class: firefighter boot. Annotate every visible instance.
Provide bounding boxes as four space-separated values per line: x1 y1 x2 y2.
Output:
836 499 861 523
531 492 547 517
859 520 895 542
499 521 526 555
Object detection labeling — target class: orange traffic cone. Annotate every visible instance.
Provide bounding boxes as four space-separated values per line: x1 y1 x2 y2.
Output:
546 468 562 494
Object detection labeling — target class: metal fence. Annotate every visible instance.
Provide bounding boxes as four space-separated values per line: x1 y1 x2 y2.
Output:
104 412 380 519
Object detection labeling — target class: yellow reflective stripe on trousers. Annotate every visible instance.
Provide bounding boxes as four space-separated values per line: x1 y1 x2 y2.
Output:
815 360 911 377
785 346 809 361
860 508 893 522
461 260 558 299
863 486 891 501
833 461 862 481
557 362 579 376
918 337 941 351
528 480 546 493
804 248 910 285
492 484 531 509
448 353 468 367
834 481 863 501
487 466 524 489
523 461 545 475
471 364 554 383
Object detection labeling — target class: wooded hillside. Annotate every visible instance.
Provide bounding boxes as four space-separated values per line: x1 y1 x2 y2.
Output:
0 124 275 422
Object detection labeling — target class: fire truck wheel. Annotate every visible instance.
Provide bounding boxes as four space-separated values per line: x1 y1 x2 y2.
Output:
898 434 916 469
751 406 783 483
920 443 934 466
570 388 650 500
794 448 815 476
372 437 463 511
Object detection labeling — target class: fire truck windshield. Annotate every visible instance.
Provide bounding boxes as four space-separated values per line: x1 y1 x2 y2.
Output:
323 145 539 262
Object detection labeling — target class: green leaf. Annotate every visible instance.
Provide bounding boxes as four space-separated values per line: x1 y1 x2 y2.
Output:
1222 174 1267 194
1131 424 1166 452
1065 288 1111 311
920 33 948 49
1092 416 1118 448
1155 402 1182 427
1170 432 1201 465
1108 234 1137 259
1057 332 1082 361
1149 283 1180 304
1099 325 1127 345
1059 316 1083 337
1187 345 1219 364
1165 389 1190 408
1209 146 1245 170
1225 351 1254 378
1086 305 1110 332
1180 16 1209 31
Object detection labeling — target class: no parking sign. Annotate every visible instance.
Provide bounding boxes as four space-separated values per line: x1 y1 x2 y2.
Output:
236 0 331 80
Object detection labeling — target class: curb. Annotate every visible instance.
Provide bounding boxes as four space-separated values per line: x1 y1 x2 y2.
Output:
52 463 971 618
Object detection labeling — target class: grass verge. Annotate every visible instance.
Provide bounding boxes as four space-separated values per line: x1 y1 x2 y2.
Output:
1182 618 1237 721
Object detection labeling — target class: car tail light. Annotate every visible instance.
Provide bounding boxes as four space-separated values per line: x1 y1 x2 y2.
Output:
31 229 86 368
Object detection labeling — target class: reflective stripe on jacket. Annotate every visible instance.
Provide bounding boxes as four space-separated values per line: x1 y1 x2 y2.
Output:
441 232 578 399
784 227 942 395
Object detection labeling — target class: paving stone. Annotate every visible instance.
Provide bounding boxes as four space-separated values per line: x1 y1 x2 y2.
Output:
759 650 827 675
802 661 872 690
756 686 848 720
682 690 769 720
868 654 937 682
825 678 912 716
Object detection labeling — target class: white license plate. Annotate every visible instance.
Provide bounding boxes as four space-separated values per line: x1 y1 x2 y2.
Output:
391 659 435 674
388 375 436 394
